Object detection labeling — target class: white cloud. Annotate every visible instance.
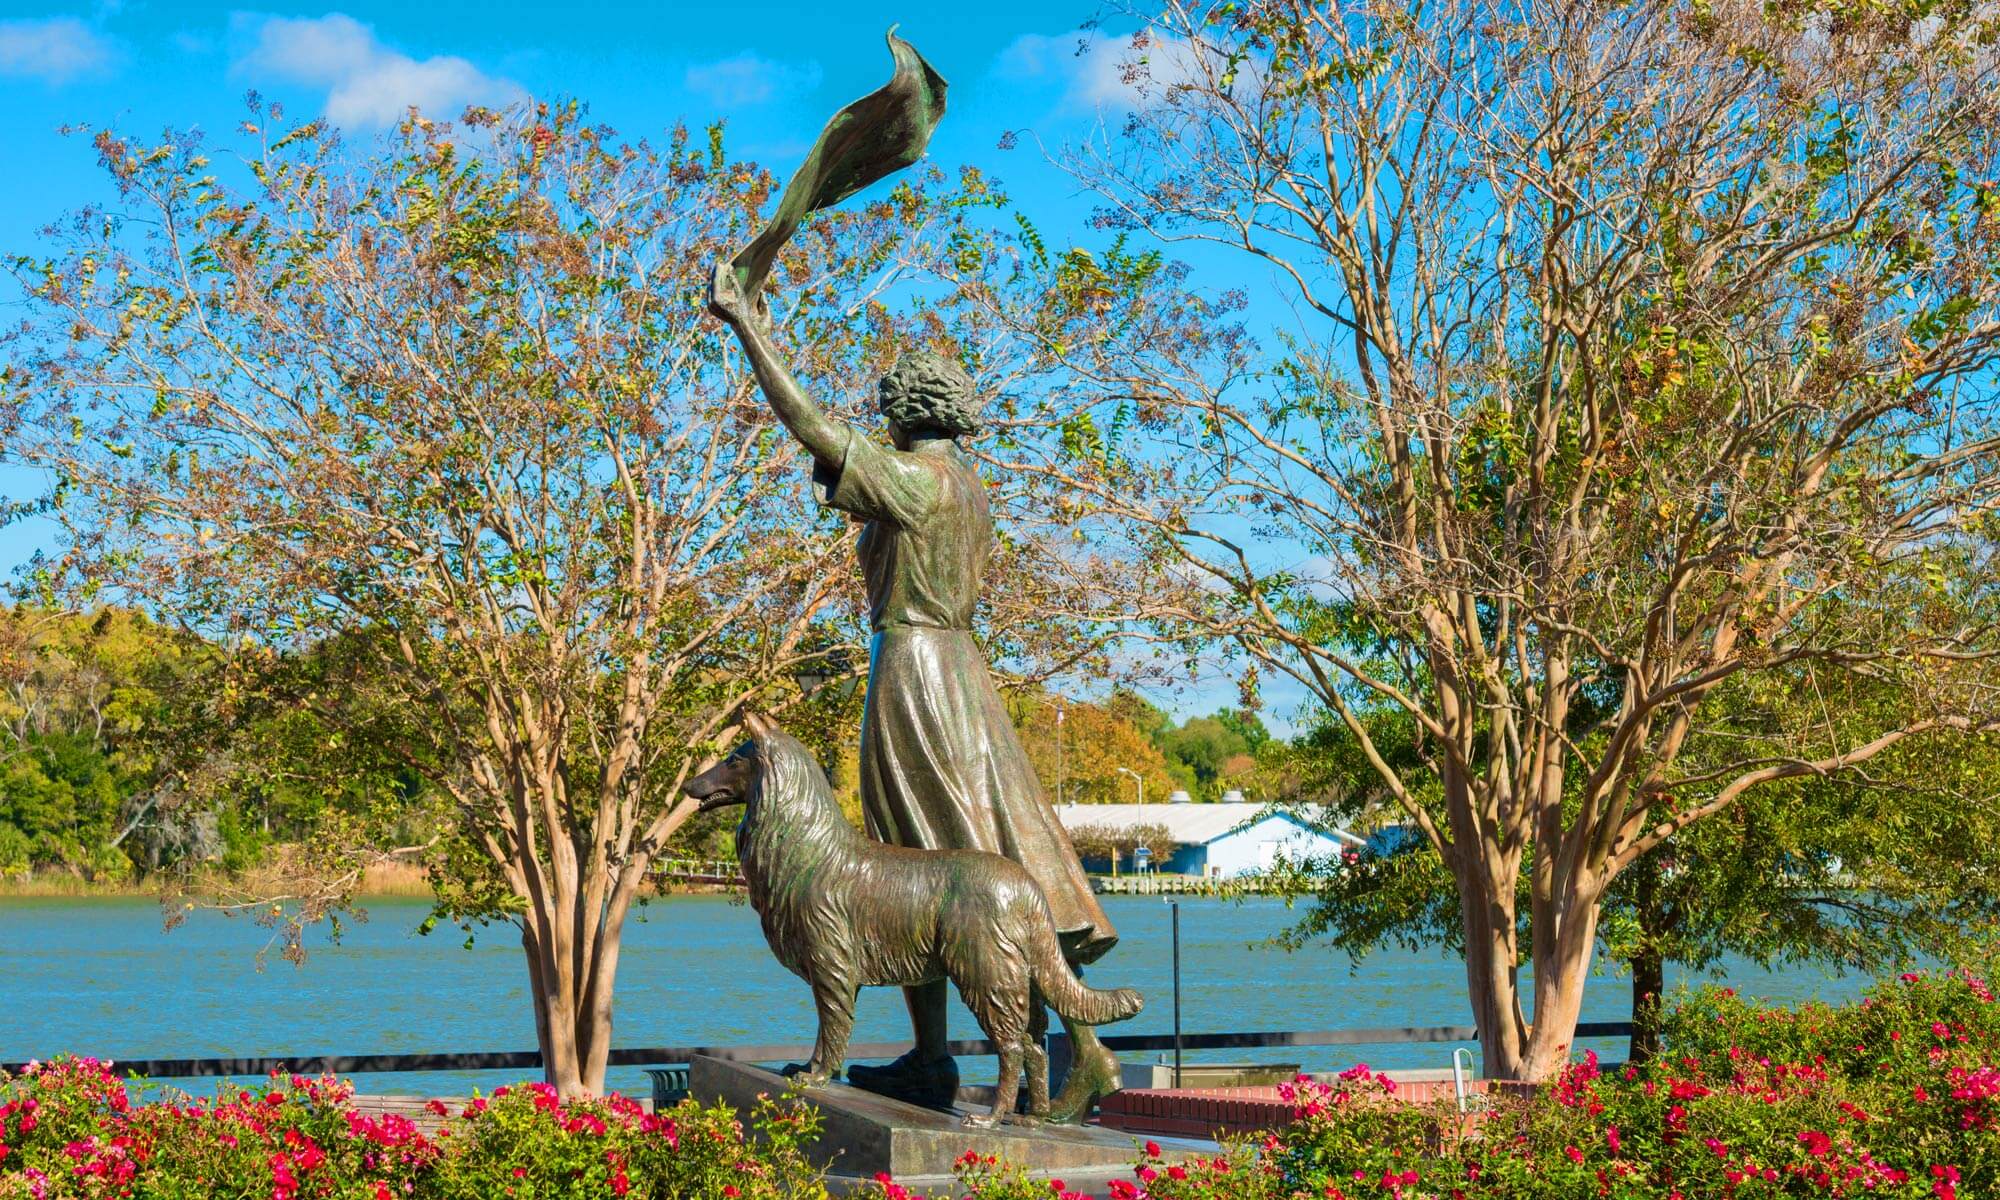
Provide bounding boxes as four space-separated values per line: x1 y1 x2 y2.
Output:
996 28 1239 112
682 51 822 108
233 13 525 128
0 16 116 85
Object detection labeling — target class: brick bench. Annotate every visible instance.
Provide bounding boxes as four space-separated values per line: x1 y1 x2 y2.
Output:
1097 1076 1537 1141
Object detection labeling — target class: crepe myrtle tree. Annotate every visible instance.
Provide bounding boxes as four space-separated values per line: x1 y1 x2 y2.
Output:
0 100 1030 1096
955 0 2000 1079
1263 667 2000 1063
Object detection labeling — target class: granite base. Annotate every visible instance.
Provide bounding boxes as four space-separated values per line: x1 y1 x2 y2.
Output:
689 1056 1152 1187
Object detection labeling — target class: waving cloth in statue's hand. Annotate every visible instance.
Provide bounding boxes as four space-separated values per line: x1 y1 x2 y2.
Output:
728 29 948 305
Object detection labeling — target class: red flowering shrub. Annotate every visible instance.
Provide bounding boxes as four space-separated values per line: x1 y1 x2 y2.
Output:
0 1058 823 1199
868 969 2000 1199
11 972 1997 1199
1645 968 2000 1195
868 1150 1096 1199
1258 1066 1443 1199
0 1057 405 1200
429 1082 821 1199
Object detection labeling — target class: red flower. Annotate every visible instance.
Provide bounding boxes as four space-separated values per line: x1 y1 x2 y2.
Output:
1798 1130 1832 1158
1932 1163 1961 1199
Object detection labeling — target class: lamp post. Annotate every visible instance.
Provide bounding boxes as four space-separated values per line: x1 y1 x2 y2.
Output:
1115 766 1145 806
1165 898 1182 1088
1116 768 1146 877
1055 701 1066 806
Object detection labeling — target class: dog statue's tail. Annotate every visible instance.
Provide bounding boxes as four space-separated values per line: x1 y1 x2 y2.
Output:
1030 921 1143 1028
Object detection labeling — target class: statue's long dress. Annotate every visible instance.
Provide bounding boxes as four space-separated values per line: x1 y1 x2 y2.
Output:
816 429 1118 964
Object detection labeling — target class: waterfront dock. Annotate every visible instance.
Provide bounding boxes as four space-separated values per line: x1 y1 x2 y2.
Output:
1090 874 1243 896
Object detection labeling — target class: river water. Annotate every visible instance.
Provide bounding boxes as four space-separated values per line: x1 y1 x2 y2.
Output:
5 895 1871 1099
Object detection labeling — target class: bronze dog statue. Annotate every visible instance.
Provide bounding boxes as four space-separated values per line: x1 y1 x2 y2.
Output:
683 713 1143 1126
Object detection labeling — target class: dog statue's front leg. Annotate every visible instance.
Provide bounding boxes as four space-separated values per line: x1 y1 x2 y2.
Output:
793 975 858 1087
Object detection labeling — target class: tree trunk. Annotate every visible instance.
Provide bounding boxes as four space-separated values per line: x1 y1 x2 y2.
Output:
1630 946 1665 1064
521 922 609 1097
1520 896 1602 1081
1628 853 1668 1063
523 924 560 1073
518 880 639 1097
1451 855 1530 1078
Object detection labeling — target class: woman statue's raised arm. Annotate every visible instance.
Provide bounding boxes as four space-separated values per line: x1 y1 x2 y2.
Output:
708 261 847 468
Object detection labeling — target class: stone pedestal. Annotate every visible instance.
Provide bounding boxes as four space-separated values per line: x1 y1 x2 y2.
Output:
690 1056 1152 1194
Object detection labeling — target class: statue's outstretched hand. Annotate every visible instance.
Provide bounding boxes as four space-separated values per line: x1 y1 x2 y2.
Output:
708 260 760 328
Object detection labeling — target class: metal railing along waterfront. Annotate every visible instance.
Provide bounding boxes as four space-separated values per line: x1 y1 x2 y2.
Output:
651 858 744 885
0 1023 1636 1081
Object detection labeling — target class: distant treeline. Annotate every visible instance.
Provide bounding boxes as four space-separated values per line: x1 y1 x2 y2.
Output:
0 607 431 883
0 605 1304 884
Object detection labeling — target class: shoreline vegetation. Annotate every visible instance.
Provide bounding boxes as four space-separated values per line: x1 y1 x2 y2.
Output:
0 860 732 902
0 859 431 900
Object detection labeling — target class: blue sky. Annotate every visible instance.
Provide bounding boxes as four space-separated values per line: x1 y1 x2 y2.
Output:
0 0 1145 566
0 0 1295 724
0 1 1146 258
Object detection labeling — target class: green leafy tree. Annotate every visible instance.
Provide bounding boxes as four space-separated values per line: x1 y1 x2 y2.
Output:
1158 716 1243 790
140 628 452 951
1602 679 2000 1059
0 607 206 877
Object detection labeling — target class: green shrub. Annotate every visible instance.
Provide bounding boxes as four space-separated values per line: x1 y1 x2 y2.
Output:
429 1083 823 1199
0 825 31 875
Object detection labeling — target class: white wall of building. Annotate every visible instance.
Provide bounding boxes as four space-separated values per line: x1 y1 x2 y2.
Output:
1201 814 1349 878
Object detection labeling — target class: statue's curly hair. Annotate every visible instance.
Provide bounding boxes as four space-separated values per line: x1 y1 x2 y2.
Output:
877 350 981 438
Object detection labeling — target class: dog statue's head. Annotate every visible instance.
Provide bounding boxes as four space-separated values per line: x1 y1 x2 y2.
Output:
682 712 836 829
682 712 773 814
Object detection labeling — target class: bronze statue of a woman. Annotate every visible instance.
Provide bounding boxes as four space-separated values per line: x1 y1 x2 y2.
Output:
709 263 1125 1118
